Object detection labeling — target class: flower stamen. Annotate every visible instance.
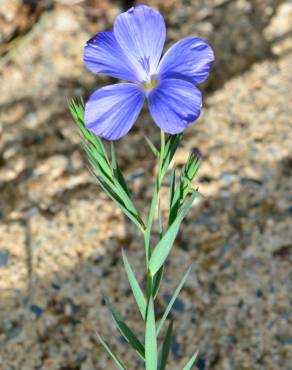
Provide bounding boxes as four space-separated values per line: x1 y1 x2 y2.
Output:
142 75 159 92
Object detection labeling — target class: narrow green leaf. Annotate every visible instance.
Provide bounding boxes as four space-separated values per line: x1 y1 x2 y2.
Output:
182 351 199 370
112 178 139 216
169 165 176 209
168 181 181 226
122 250 147 320
157 200 163 239
186 154 201 180
161 134 182 177
152 265 164 299
158 130 166 178
70 99 110 164
83 142 113 182
85 141 145 232
90 171 144 231
145 298 157 370
93 140 144 232
149 191 197 276
104 298 145 360
158 320 173 370
70 99 112 180
111 142 131 196
148 213 179 276
89 135 111 173
108 143 137 217
96 331 126 370
163 134 181 164
157 266 192 335
146 271 154 299
145 136 159 157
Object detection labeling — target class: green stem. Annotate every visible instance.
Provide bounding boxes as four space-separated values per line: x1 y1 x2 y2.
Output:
158 130 165 178
144 131 165 355
144 130 166 267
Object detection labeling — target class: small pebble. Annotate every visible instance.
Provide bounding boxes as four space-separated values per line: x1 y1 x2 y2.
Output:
170 335 181 357
196 357 206 370
30 304 44 318
0 249 9 267
7 323 22 339
240 177 263 186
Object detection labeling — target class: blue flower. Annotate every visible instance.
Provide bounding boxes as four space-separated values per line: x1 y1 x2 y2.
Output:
84 5 214 141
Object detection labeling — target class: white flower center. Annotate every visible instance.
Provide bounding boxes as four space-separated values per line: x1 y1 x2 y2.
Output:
142 75 159 92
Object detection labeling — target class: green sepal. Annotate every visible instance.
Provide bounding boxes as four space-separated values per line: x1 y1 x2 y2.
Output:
180 154 201 200
169 153 201 225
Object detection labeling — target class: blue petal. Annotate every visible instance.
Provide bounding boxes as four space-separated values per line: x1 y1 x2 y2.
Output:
84 32 140 82
157 37 215 85
85 83 145 140
114 5 166 82
148 79 202 134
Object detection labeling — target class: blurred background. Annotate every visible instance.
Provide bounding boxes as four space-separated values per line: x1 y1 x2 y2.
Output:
0 0 291 369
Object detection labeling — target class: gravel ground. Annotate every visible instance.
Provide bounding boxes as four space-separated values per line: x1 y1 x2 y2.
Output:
0 1 291 369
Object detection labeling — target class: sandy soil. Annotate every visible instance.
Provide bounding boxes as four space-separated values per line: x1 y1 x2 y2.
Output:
0 1 291 369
